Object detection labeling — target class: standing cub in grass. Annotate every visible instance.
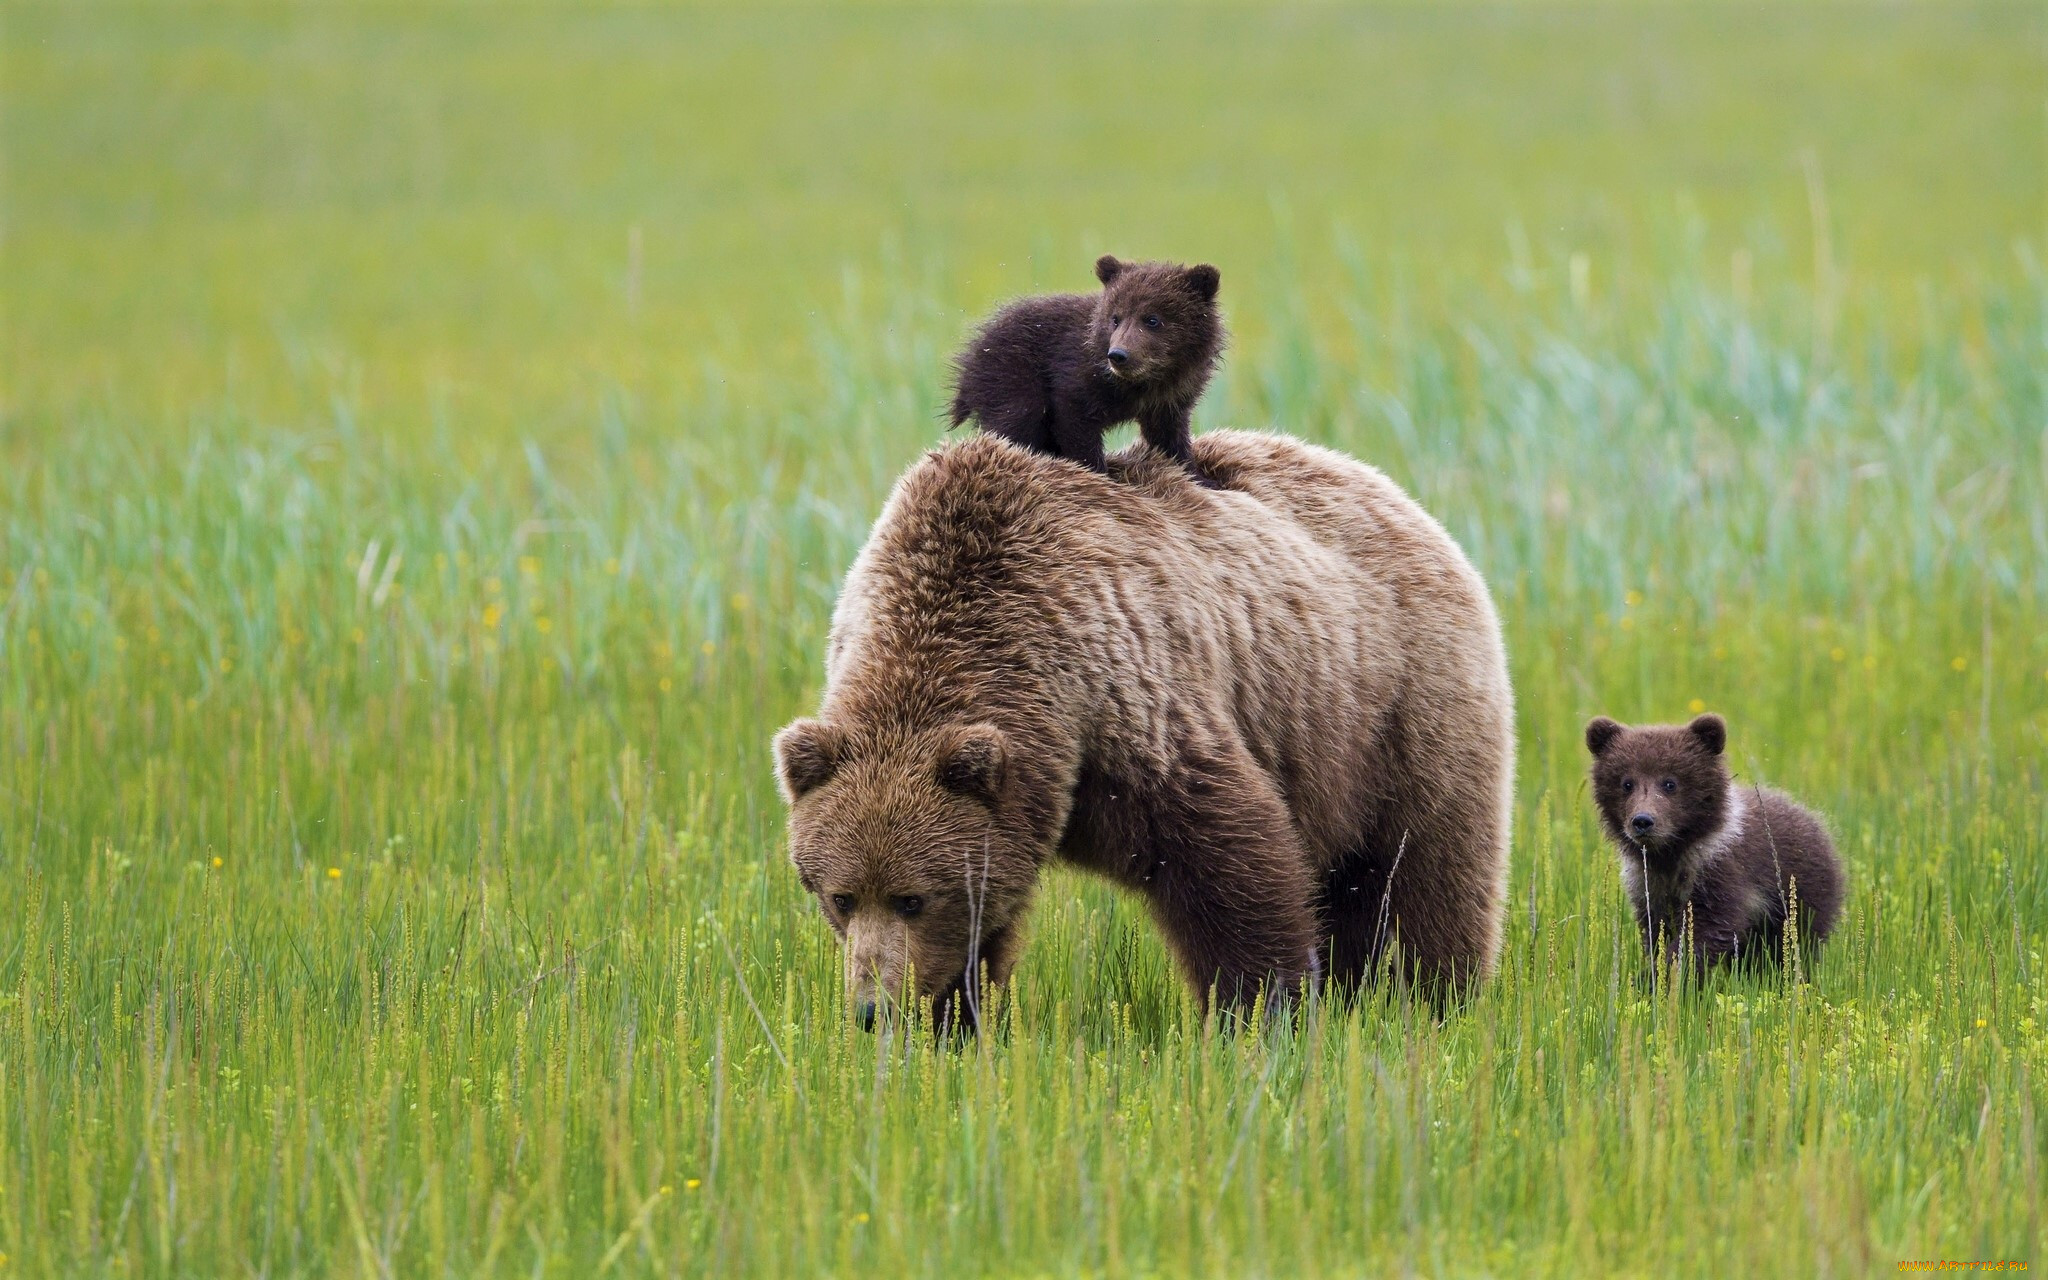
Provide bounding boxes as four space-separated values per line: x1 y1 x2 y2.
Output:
948 255 1223 484
1585 713 1843 968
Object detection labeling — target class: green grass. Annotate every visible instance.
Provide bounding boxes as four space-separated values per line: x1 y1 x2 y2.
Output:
4 2 2046 1275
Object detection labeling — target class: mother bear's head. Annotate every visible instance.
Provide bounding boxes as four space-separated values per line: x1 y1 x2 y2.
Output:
773 716 1041 1032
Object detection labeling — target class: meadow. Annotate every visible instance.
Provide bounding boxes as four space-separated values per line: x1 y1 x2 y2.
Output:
4 2 2046 1275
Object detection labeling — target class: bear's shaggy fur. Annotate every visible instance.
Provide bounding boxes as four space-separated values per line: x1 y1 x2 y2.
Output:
774 430 1515 1028
947 256 1224 484
1585 714 1844 969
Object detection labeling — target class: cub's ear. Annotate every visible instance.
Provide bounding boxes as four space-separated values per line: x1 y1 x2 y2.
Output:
936 723 1007 805
1184 263 1221 301
1687 713 1727 756
773 718 845 803
1584 716 1624 757
1095 254 1125 286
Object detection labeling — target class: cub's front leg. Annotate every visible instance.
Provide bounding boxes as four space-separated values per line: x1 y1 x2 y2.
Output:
1137 406 1217 487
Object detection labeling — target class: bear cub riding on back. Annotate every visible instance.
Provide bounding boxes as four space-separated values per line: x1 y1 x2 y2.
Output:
948 255 1224 485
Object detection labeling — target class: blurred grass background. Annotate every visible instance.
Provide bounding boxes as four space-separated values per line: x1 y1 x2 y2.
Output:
11 2 2041 418
3 2 2046 1276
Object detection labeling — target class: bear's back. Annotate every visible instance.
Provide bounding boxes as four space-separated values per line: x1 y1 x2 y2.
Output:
821 432 1509 862
827 433 1412 711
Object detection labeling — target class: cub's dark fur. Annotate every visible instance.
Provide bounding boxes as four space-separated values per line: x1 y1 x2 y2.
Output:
1585 713 1843 969
948 255 1223 484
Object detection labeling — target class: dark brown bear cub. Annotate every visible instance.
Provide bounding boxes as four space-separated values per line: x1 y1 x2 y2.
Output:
948 255 1223 484
1585 713 1843 969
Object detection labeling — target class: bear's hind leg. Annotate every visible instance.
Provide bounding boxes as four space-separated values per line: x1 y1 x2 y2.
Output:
973 397 1058 458
1047 402 1109 473
1316 841 1398 993
1319 809 1505 1000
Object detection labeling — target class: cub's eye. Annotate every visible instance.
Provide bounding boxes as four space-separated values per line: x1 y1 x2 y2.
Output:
829 893 855 915
1660 779 1677 795
893 895 924 919
1621 778 1635 793
1143 315 1161 329
1109 314 1121 325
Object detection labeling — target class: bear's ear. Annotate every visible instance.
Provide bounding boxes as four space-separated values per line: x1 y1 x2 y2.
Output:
1687 713 1727 756
1184 263 1221 301
1095 255 1125 286
773 718 845 803
936 723 1007 806
1585 716 1624 757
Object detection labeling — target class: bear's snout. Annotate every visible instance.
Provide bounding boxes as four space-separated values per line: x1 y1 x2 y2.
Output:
1106 346 1130 368
1629 812 1656 836
843 912 907 1031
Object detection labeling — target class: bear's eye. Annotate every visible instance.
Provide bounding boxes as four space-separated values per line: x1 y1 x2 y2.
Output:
1143 315 1161 329
829 893 855 915
1109 314 1121 326
893 895 923 919
1621 778 1635 793
1660 778 1677 795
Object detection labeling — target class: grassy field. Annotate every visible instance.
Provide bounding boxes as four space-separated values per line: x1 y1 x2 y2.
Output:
5 2 2046 1275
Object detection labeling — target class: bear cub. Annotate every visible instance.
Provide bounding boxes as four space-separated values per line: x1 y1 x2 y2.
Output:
948 255 1224 485
1585 713 1844 969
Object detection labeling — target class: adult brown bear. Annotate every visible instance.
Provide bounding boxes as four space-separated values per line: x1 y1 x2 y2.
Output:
773 431 1514 1029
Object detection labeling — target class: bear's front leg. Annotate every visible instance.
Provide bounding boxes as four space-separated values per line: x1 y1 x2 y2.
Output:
929 922 1023 1037
1125 746 1320 1013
